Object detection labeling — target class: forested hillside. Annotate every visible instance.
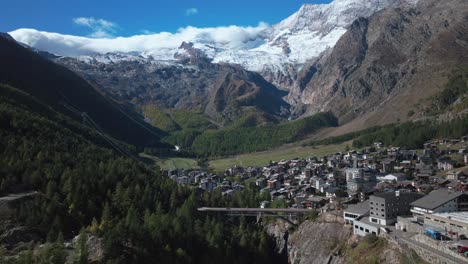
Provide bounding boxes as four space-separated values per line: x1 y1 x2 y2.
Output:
307 116 468 150
188 112 338 157
0 34 168 149
0 85 283 263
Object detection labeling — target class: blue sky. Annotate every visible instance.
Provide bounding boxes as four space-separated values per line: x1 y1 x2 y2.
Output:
2 0 331 37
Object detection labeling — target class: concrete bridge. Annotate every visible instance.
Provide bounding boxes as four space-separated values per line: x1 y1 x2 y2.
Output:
197 207 314 223
198 207 313 214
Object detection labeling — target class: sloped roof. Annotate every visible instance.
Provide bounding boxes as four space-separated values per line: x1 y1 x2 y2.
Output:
344 200 369 215
410 189 466 210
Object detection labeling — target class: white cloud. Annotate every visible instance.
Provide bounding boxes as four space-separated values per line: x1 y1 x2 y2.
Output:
72 17 118 38
185 8 198 16
9 22 269 57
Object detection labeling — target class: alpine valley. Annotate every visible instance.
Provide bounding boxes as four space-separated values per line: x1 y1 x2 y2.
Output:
12 0 466 127
0 0 468 263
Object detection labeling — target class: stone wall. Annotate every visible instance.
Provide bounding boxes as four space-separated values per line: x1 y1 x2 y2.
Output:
406 243 456 264
409 234 467 263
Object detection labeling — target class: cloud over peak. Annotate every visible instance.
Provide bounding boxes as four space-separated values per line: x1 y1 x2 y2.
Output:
9 22 268 57
73 17 118 38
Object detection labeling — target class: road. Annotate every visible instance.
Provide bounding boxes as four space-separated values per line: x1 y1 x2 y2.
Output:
392 229 467 263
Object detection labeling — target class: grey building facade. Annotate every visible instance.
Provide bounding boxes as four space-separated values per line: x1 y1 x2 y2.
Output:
369 191 425 225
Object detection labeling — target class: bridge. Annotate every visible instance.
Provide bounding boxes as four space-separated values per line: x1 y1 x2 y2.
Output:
197 207 314 216
198 207 315 226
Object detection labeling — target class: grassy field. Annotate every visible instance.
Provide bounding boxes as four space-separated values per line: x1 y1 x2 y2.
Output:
153 140 351 171
209 141 351 172
157 158 200 170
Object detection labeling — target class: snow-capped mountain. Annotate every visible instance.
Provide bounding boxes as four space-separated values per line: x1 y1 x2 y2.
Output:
11 0 449 128
10 0 412 87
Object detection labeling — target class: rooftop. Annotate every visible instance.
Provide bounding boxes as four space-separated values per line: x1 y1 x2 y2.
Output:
344 200 369 215
355 216 381 228
410 189 466 210
372 191 422 200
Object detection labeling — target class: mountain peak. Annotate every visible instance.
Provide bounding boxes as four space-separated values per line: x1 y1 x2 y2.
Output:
275 0 403 34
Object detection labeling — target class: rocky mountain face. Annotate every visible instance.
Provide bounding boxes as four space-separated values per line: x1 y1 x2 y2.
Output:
269 213 426 264
11 0 406 90
291 0 468 127
10 0 412 122
57 42 289 122
9 0 467 132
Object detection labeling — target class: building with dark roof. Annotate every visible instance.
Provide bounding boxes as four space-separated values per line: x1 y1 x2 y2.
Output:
410 189 468 222
343 200 369 225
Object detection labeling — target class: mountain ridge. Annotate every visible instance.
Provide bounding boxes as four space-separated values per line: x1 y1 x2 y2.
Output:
9 0 414 88
0 33 170 149
6 0 467 140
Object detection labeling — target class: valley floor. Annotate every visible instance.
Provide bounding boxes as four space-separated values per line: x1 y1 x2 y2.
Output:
155 141 351 172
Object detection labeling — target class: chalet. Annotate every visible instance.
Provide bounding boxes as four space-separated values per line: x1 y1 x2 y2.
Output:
302 196 328 209
438 159 456 171
387 147 401 158
447 170 467 181
400 160 412 169
381 159 395 173
267 179 280 190
380 173 407 182
200 179 216 192
418 155 432 165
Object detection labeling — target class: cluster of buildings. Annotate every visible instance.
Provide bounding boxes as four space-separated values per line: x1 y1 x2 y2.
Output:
163 138 467 201
162 169 247 196
163 137 467 203
163 137 468 230
160 137 468 260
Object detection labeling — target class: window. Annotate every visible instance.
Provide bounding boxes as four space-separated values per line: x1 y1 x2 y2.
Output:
365 229 369 233
355 225 358 229
360 227 364 231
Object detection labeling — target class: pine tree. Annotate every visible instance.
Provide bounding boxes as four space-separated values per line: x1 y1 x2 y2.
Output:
75 228 89 264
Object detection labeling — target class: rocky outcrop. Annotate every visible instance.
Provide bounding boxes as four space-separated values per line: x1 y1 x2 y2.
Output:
264 221 292 256
293 0 468 127
71 234 105 263
0 226 42 249
287 214 352 264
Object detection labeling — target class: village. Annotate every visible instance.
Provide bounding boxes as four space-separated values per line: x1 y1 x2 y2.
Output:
162 137 468 262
